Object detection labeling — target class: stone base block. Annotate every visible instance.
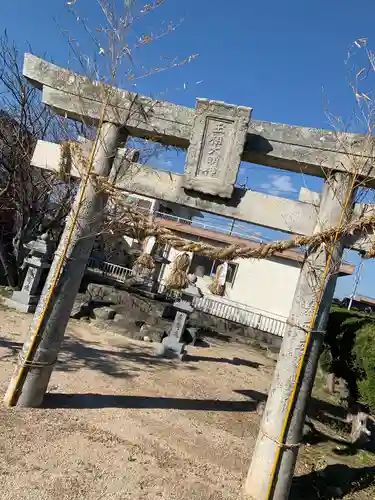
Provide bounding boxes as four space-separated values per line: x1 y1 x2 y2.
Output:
155 336 186 360
5 295 39 313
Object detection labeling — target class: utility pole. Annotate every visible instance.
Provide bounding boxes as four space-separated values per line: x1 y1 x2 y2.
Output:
244 172 356 500
229 218 235 235
4 123 126 408
347 257 364 310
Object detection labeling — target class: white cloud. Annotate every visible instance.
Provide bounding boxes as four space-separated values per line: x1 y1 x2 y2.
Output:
152 157 174 171
260 174 297 196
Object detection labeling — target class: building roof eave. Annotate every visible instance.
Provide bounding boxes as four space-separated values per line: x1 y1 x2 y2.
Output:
155 218 355 277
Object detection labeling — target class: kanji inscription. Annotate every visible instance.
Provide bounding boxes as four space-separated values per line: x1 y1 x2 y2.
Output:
183 99 252 198
171 311 186 340
197 120 230 177
23 268 37 293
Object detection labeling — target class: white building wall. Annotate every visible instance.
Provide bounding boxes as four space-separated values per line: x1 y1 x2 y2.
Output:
118 190 300 320
221 256 300 319
161 248 301 320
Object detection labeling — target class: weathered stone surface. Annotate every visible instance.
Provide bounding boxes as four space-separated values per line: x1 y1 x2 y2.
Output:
32 140 319 237
169 310 188 342
23 54 194 144
246 172 355 498
155 341 185 360
3 122 125 409
26 55 375 184
159 281 204 359
109 317 141 337
140 323 166 343
87 283 120 302
32 140 375 253
6 292 39 314
84 285 282 349
113 313 125 323
93 307 116 321
143 315 172 331
70 293 91 319
88 283 152 310
7 232 54 314
183 99 251 198
87 283 167 320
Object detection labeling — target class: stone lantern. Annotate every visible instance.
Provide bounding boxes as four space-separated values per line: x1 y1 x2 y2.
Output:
7 232 54 313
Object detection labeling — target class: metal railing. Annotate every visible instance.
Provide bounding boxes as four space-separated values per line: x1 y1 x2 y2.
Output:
192 295 287 337
87 257 133 283
154 210 267 243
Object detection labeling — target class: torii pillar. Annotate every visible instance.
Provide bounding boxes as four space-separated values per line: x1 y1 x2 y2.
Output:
4 123 126 407
243 171 355 499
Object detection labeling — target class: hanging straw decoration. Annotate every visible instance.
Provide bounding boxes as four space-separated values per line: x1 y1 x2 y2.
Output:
165 252 191 290
208 261 227 296
132 236 156 278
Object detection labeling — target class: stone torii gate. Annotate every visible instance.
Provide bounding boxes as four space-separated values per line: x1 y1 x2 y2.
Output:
4 54 375 500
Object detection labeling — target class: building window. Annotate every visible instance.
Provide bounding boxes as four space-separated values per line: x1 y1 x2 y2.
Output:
190 254 212 278
190 254 238 286
211 260 238 285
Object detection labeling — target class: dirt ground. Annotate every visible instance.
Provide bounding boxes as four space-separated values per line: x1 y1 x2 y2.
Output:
0 305 374 500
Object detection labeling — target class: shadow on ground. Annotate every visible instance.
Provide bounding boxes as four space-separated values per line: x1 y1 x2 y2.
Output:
43 388 267 411
289 464 375 499
0 337 21 360
0 336 263 380
236 389 350 428
184 354 262 369
0 336 197 380
236 389 375 455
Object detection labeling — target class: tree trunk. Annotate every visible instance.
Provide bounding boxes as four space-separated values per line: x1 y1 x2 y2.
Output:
0 239 18 288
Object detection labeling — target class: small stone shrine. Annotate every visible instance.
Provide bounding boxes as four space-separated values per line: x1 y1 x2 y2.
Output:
159 274 203 359
6 232 54 313
130 237 170 297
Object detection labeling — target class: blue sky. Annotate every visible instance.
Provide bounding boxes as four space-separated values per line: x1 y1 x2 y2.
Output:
1 0 375 299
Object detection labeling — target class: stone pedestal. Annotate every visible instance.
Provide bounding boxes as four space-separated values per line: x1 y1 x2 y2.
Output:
158 280 203 359
6 233 54 313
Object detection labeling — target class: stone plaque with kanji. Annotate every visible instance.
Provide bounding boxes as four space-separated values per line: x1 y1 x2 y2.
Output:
183 99 252 198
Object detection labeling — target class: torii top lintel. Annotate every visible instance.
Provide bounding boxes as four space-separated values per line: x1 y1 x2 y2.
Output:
23 53 375 194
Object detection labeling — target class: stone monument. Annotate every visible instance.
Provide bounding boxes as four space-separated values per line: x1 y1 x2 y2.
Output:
6 232 54 313
158 274 203 359
183 99 251 198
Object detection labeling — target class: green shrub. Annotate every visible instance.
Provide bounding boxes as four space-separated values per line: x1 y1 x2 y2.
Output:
352 321 375 412
321 306 375 411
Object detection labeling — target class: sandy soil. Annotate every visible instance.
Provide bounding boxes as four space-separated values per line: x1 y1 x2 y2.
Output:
0 305 373 499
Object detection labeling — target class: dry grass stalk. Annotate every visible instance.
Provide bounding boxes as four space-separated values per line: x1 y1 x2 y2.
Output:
208 264 226 296
165 252 190 290
132 252 155 277
101 189 375 262
59 146 375 263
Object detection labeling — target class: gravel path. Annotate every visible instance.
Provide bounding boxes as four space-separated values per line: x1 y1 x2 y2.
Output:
0 307 273 500
1 307 373 499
